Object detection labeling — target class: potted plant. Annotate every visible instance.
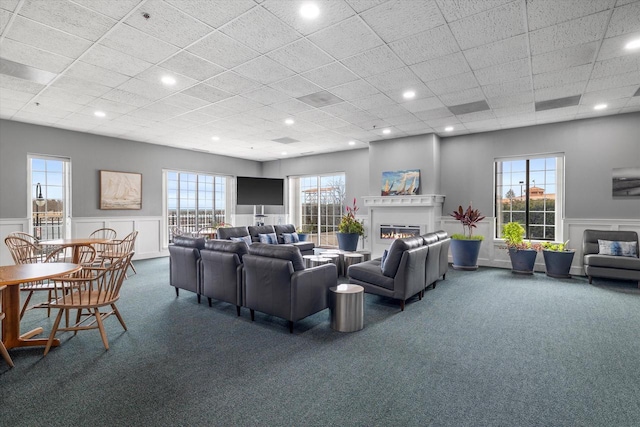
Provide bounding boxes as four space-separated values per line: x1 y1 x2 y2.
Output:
449 203 486 270
296 225 311 242
336 198 364 251
541 240 575 278
502 222 541 274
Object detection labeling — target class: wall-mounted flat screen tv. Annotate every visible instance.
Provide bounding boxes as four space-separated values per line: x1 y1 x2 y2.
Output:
236 176 284 206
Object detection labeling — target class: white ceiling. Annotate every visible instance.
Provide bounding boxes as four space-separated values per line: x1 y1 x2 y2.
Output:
1 0 639 161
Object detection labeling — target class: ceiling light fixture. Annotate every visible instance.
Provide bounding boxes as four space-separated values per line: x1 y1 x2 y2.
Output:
300 3 320 19
382 129 391 134
161 76 176 85
281 151 288 155
444 126 454 132
211 136 220 141
593 103 608 110
348 141 356 146
285 118 294 125
94 111 106 118
624 38 640 50
403 90 415 99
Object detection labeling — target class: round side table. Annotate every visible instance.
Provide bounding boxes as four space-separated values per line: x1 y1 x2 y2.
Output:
330 284 364 332
303 255 331 268
343 253 364 278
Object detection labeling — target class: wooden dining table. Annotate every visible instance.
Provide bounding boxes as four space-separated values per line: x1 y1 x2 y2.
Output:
0 263 81 349
38 237 111 264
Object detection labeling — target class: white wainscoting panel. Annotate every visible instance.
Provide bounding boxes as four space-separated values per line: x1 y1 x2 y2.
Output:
0 218 29 265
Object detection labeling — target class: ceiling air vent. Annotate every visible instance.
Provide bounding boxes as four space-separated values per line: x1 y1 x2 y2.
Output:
448 100 490 115
535 95 581 112
297 90 344 108
0 58 57 85
271 137 300 144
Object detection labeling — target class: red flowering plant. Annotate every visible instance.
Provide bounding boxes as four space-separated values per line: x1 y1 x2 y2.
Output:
338 198 364 235
450 203 486 240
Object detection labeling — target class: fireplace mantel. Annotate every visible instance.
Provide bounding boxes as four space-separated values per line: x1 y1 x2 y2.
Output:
362 195 445 207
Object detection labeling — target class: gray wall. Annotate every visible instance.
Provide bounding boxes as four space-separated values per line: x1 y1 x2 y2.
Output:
369 133 441 195
440 112 640 219
0 119 261 218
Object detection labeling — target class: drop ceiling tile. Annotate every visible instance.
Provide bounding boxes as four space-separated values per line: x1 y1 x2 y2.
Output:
308 16 382 60
163 93 211 110
0 39 73 73
410 52 471 82
597 30 640 61
234 56 296 85
102 89 154 107
463 34 528 70
389 25 459 65
315 116 352 129
198 103 236 118
135 66 199 91
182 83 233 103
294 108 335 123
65 62 130 88
581 85 638 104
533 64 592 89
220 7 298 54
179 110 217 124
81 44 154 77
320 102 363 116
124 1 212 47
401 96 446 113
267 39 334 74
0 9 10 34
438 87 486 106
340 45 404 78
159 51 224 82
486 91 534 109
365 66 424 93
426 72 479 96
129 107 175 122
262 0 355 35
413 107 453 121
247 105 290 122
531 42 598 75
533 83 585 102
6 16 92 58
340 110 379 125
14 111 62 125
483 77 532 98
345 0 391 13
592 55 640 79
2 97 29 111
329 80 379 100
18 0 115 41
449 1 525 50
205 71 261 95
606 1 640 37
436 0 512 22
383 82 433 103
213 95 265 113
475 59 530 86
493 103 534 117
586 71 640 92
87 98 141 115
115 78 174 101
165 0 255 28
0 87 35 102
301 62 359 89
527 0 614 31
529 12 609 55
535 105 579 121
271 99 315 114
270 76 323 98
40 87 97 105
243 86 291 105
102 24 180 64
368 103 415 119
350 93 395 110
360 0 444 42
0 0 19 12
187 31 259 69
51 76 113 97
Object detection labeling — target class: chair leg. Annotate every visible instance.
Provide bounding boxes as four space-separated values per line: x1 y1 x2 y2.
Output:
94 308 109 351
433 282 437 289
236 306 241 316
175 287 179 297
111 304 127 331
44 309 65 356
0 340 14 368
74 309 82 336
588 276 592 284
443 273 446 280
197 294 201 304
418 291 422 300
289 321 294 334
208 297 212 307
400 300 405 311
250 309 255 321
20 291 34 320
129 262 137 274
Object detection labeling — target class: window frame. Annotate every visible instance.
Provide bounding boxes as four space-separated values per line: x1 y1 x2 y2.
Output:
28 154 71 240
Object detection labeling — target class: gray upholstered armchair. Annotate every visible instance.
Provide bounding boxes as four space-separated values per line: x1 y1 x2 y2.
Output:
169 235 205 303
582 229 640 288
200 239 248 316
242 243 337 333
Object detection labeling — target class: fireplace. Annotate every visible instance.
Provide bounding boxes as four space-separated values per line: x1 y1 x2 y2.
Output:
380 224 421 240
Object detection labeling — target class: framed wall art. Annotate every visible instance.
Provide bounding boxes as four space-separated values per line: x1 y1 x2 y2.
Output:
100 170 142 209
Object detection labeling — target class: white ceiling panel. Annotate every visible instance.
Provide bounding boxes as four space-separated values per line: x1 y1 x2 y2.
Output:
234 56 296 85
165 0 256 29
51 76 112 97
344 0 389 14
158 51 224 82
308 16 382 60
401 96 445 113
531 42 598 75
426 72 479 96
269 75 322 98
410 52 471 82
0 9 10 33
438 87 487 106
0 39 73 73
526 0 615 31
65 62 130 88
328 80 379 100
101 24 179 64
533 64 592 90
340 45 404 78
205 71 261 95
389 25 459 65
475 58 529 86
529 12 610 56
591 55 640 79
605 1 640 38
586 71 640 92
597 30 640 61
301 62 359 89
262 0 355 35
435 0 512 22
73 0 142 20
360 0 443 42
187 31 260 69
463 34 529 70
5 16 92 58
80 44 153 77
242 86 291 105
449 1 525 50
0 0 20 12
182 83 233 104
267 38 334 73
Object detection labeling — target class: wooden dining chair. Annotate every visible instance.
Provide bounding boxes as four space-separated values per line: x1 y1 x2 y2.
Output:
5 236 49 319
0 285 15 368
99 231 138 276
88 228 116 259
44 252 133 356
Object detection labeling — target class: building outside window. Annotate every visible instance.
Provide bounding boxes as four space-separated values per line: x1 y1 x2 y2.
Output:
495 154 564 241
289 173 345 247
29 156 70 240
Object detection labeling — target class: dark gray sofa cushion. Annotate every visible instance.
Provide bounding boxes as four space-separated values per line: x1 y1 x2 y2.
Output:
216 226 249 240
248 225 276 243
583 254 640 270
274 224 296 243
422 233 438 245
172 235 205 249
248 242 305 271
348 259 395 290
204 239 248 261
383 236 424 278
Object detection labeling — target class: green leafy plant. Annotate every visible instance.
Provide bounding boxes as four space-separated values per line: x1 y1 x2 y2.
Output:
338 197 365 236
450 203 485 240
502 222 541 251
541 240 572 252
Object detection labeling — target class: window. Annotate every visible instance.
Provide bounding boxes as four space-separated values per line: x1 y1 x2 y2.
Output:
29 155 71 240
165 171 230 242
495 154 564 241
289 174 345 247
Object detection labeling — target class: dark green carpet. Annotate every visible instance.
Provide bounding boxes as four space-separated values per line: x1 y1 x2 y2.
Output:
1 258 639 426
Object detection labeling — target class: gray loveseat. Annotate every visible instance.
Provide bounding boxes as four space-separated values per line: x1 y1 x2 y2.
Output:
217 224 314 255
582 229 640 288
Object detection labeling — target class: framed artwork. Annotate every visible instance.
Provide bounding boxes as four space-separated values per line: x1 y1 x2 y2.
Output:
100 170 142 209
381 169 420 196
612 167 640 197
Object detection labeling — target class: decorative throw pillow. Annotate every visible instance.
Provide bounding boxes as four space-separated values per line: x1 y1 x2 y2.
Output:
230 236 252 246
259 233 278 244
380 249 389 271
283 232 300 244
598 240 637 257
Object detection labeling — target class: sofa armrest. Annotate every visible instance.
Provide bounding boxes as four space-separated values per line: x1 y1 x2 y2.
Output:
290 263 337 321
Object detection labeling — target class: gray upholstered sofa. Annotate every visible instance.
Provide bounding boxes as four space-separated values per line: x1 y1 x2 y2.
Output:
169 235 205 303
242 242 337 333
200 239 248 316
347 231 449 310
216 224 314 255
582 229 640 288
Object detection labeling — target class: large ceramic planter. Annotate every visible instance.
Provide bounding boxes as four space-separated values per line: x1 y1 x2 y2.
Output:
508 248 538 274
337 233 360 251
298 233 309 242
450 239 482 270
543 250 575 278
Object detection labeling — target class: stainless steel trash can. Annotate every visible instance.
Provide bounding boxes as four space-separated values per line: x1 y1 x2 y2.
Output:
330 284 364 332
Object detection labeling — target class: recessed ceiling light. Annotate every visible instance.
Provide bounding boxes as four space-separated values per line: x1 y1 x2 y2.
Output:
211 136 220 141
382 129 391 134
281 151 288 155
625 38 640 50
299 3 320 19
593 103 608 110
444 126 454 132
94 111 106 118
403 90 415 99
348 141 356 146
285 118 294 125
161 76 176 85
